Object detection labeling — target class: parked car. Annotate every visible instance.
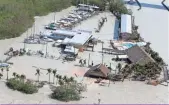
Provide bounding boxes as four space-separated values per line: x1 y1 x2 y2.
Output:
42 36 54 42
45 23 57 30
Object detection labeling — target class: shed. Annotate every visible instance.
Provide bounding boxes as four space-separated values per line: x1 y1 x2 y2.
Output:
126 45 155 65
68 33 92 47
121 14 132 34
52 29 76 37
84 64 111 78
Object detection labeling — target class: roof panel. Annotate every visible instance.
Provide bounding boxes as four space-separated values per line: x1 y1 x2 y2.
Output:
121 14 132 34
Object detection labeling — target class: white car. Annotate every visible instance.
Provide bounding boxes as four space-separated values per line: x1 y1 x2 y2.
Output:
43 37 53 42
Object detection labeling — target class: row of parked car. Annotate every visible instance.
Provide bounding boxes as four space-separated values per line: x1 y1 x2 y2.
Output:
24 4 100 44
45 4 99 30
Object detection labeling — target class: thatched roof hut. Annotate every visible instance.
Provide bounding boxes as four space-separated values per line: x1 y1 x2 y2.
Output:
84 64 111 78
126 45 155 65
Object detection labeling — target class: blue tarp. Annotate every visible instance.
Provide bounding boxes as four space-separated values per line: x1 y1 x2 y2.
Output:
113 19 120 40
0 63 9 67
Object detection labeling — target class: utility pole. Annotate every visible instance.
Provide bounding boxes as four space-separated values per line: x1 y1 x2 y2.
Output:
33 21 35 41
163 64 168 86
102 42 104 64
54 12 56 23
24 39 26 50
76 0 78 6
73 46 76 60
45 42 48 58
31 26 33 38
27 29 29 39
88 53 90 66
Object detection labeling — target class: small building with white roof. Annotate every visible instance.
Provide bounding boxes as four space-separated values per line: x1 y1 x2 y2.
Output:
68 32 92 47
120 14 132 40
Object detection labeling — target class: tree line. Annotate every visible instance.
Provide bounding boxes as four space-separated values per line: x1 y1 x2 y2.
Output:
0 0 72 39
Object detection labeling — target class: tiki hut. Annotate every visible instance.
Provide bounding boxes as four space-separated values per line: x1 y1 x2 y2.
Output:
84 64 111 79
126 45 155 65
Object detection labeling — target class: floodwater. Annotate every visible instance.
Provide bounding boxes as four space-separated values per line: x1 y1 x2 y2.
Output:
125 0 169 64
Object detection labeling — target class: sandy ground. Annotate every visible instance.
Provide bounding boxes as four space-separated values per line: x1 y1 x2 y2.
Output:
0 5 168 104
125 0 169 64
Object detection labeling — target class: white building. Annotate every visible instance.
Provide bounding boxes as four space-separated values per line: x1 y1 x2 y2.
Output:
120 14 132 40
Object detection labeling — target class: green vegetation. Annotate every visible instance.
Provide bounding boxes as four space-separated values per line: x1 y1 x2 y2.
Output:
51 84 80 101
122 62 162 80
0 73 3 79
144 42 164 65
6 75 38 94
109 0 131 19
51 74 86 102
51 82 86 102
0 0 72 39
0 0 128 39
146 48 164 65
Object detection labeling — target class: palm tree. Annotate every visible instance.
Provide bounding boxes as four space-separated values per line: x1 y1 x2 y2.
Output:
55 74 59 84
151 52 159 59
117 63 122 74
9 47 13 52
65 77 69 85
58 79 64 86
6 67 9 80
145 42 151 53
63 75 68 83
121 64 130 82
12 72 17 78
58 75 62 80
46 68 52 84
35 69 40 82
52 69 57 84
16 74 20 79
69 77 74 83
0 73 3 79
20 74 26 82
107 73 114 87
63 75 67 80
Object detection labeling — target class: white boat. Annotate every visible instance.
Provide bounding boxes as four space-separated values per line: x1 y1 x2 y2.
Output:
66 17 78 23
57 20 71 25
60 18 76 23
69 13 82 20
